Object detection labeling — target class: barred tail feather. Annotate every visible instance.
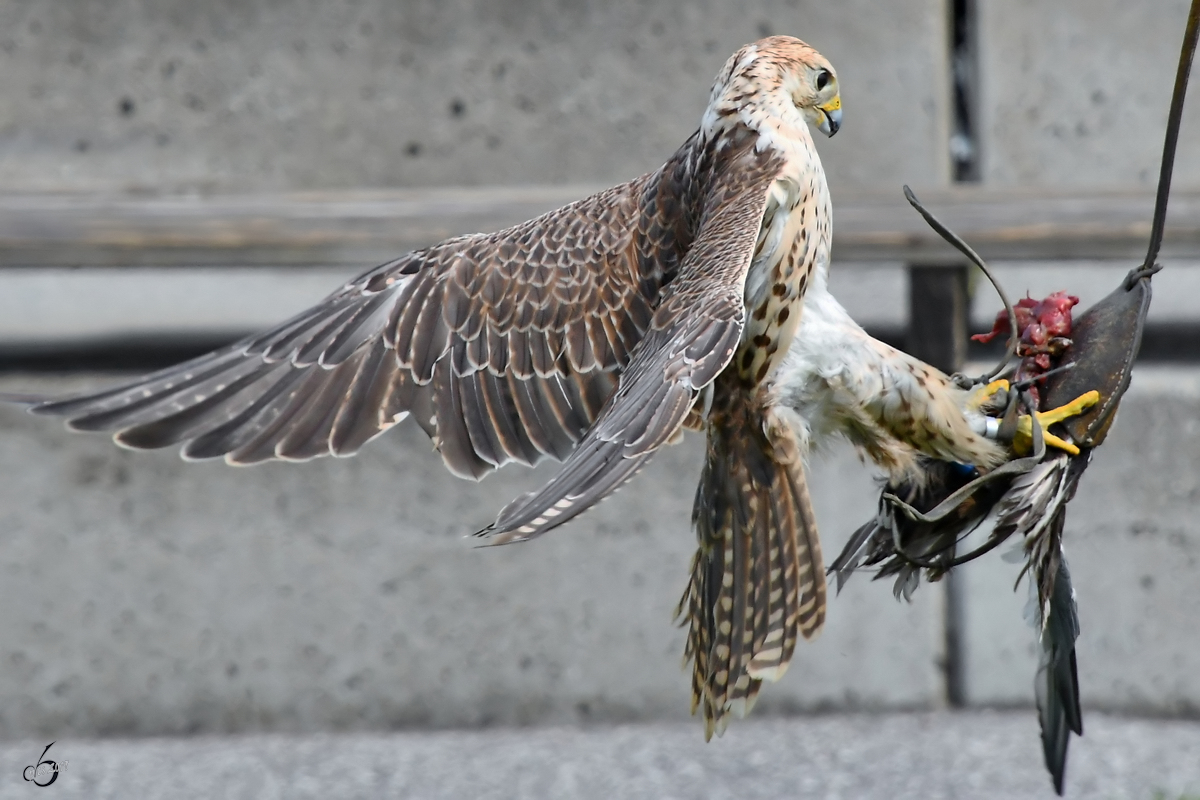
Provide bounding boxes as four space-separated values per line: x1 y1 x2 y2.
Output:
758 461 823 671
678 390 824 738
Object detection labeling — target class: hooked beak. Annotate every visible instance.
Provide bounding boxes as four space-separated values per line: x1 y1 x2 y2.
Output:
817 94 842 137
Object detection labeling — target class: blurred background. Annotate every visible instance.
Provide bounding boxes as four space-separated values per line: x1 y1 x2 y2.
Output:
1 1 1199 797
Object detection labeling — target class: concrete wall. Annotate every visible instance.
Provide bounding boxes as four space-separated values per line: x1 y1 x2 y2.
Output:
0 375 944 739
978 0 1200 189
6 368 1199 738
0 0 950 195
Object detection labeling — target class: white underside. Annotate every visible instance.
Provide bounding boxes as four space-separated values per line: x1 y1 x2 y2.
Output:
771 271 991 463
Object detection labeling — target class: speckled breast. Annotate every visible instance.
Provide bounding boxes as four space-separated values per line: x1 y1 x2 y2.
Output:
737 177 830 387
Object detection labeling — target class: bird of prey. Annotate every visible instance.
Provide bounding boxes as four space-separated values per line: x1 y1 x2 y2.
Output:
2 32 1105 745
2 34 1101 740
7 37 846 731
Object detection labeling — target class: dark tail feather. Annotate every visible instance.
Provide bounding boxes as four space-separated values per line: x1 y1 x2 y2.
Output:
834 457 1016 599
829 516 879 594
1036 515 1082 796
678 395 824 738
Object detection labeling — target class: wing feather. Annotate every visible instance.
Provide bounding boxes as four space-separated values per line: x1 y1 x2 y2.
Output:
273 353 368 461
329 339 405 456
478 132 784 543
459 369 508 470
509 374 575 460
19 146 707 474
181 366 314 460
478 370 540 465
113 363 287 450
103 360 271 445
432 359 493 478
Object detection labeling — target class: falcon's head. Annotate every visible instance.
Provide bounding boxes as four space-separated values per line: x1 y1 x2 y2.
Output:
704 36 842 139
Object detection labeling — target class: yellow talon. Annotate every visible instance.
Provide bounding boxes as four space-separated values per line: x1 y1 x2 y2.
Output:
1012 390 1101 456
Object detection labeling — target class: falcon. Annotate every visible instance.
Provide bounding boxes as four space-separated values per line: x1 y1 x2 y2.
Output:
6 37 846 729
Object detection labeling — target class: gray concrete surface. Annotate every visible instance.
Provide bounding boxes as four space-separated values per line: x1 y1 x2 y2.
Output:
0 0 950 195
0 266 360 348
960 367 1200 713
1 711 1198 800
978 0 1200 189
4 365 1200 738
0 374 944 740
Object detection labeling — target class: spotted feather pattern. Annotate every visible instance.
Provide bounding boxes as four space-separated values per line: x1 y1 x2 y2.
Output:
14 35 846 748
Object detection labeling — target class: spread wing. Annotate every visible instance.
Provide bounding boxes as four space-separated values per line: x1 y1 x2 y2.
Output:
479 135 784 543
19 163 701 479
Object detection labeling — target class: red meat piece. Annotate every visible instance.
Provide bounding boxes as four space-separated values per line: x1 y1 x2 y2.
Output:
972 292 1078 343
972 297 1038 344
971 290 1080 409
1036 291 1079 338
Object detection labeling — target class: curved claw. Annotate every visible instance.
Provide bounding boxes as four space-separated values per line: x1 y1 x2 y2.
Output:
1013 390 1101 456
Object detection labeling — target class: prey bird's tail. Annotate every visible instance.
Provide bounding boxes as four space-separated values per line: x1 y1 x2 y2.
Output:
995 454 1087 796
678 385 825 738
1036 537 1082 796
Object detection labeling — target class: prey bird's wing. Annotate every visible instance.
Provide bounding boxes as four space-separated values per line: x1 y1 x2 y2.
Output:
480 137 784 543
14 173 698 479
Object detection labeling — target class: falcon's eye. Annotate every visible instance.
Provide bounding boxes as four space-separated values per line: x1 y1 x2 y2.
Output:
815 70 831 91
